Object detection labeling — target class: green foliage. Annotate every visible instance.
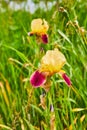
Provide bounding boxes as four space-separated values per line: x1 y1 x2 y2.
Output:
0 0 87 130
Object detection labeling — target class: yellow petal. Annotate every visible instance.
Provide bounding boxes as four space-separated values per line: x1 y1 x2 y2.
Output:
40 48 66 75
31 18 49 35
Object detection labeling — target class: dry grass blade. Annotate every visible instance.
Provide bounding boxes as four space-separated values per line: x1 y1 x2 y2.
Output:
0 73 11 94
72 108 87 112
19 118 25 130
50 114 56 130
69 117 78 130
0 124 12 130
0 82 9 106
5 80 11 94
80 114 85 123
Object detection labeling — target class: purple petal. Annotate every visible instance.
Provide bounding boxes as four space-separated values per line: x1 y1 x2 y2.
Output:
50 104 54 112
30 70 46 88
62 73 71 87
41 34 48 44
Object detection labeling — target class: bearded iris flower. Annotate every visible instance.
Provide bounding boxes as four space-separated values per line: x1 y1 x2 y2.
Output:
28 18 49 44
30 48 71 89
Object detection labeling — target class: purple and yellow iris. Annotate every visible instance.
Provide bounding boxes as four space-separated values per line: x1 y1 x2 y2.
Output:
30 48 71 89
28 18 49 44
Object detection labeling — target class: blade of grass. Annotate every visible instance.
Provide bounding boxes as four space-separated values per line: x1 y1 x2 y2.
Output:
3 44 36 69
58 29 72 45
0 124 12 130
72 108 87 112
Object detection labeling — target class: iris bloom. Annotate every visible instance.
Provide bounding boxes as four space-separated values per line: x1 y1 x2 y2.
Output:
30 48 71 89
28 18 49 44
